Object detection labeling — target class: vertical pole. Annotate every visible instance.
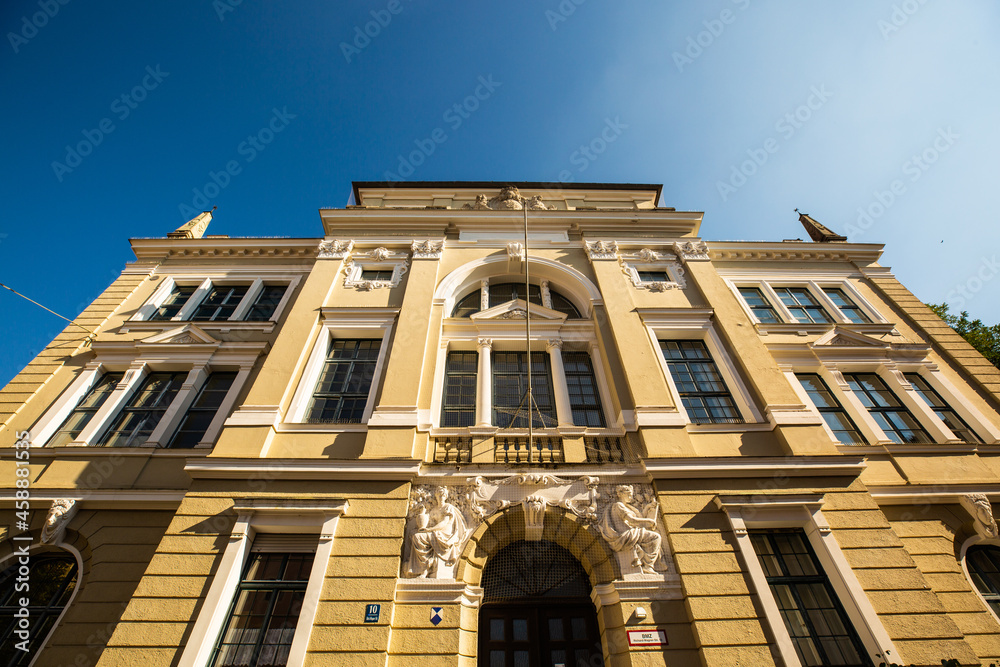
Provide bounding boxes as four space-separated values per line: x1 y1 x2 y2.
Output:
524 204 532 463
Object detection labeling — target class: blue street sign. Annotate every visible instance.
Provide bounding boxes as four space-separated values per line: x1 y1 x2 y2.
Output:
364 603 380 623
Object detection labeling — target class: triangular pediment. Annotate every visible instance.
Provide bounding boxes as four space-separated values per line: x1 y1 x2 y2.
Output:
812 327 889 349
470 299 568 322
139 324 220 346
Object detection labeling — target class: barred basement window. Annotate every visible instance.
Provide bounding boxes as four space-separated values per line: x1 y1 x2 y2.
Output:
493 352 557 428
306 340 380 423
904 374 982 444
441 351 477 427
244 285 287 321
739 287 781 324
822 288 871 324
99 372 186 447
192 285 249 321
749 530 871 667
660 340 743 424
966 545 1000 618
47 372 123 446
149 285 197 320
167 372 238 448
844 373 931 444
774 287 833 324
795 373 866 445
563 352 605 427
210 551 314 667
0 553 78 665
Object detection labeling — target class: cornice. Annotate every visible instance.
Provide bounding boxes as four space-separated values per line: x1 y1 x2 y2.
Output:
0 489 185 509
868 485 1000 504
709 241 884 264
130 238 320 261
184 458 422 480
643 456 866 479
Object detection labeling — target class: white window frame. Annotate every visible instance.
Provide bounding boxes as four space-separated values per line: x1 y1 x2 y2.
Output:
727 277 885 327
284 309 395 428
177 499 348 667
784 367 870 447
899 367 1000 445
960 535 1000 628
618 248 686 292
715 494 898 667
342 247 409 290
133 276 297 323
642 309 764 428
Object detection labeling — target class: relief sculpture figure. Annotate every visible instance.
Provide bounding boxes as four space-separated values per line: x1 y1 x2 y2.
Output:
599 484 663 575
406 487 470 578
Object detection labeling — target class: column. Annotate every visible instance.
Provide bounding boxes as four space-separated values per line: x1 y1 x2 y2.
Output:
547 339 573 427
476 338 493 427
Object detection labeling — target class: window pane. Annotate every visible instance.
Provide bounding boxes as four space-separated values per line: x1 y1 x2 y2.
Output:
739 287 781 323
48 373 123 446
193 285 249 321
492 352 557 428
796 373 866 445
661 341 743 425
168 372 237 448
823 288 871 324
244 285 287 321
905 374 981 443
306 340 381 424
0 554 78 664
150 285 196 320
845 373 931 444
563 352 605 427
441 352 477 427
99 372 185 447
774 287 833 323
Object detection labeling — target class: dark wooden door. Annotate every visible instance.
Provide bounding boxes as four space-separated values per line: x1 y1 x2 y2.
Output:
479 601 602 667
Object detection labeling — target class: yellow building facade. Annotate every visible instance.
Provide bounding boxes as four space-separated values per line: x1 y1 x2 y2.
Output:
2 182 1000 666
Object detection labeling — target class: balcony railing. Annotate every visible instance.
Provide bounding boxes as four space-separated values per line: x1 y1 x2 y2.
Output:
495 436 563 464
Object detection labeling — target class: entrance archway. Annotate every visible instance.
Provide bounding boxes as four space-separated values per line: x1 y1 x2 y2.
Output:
478 539 603 667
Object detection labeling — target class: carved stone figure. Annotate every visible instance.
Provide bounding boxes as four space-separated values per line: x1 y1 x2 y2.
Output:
506 242 525 260
317 239 353 259
585 240 618 261
411 240 444 259
599 485 663 575
962 493 999 539
462 186 550 211
406 487 471 578
41 499 78 545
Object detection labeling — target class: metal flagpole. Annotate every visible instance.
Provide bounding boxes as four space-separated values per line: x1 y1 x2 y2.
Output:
523 204 532 464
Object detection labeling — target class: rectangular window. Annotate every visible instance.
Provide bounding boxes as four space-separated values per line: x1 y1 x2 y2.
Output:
844 373 931 444
306 340 380 424
774 287 833 324
795 374 866 445
739 287 781 324
99 372 186 447
749 530 870 667
823 288 871 324
244 285 287 322
492 352 556 429
167 372 238 448
441 352 477 427
360 269 394 281
904 374 981 443
193 285 250 321
47 373 123 446
150 285 197 321
660 340 743 424
210 551 314 667
637 270 670 283
563 352 605 427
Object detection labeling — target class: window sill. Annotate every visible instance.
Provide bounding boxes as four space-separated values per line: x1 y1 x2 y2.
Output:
121 320 276 334
427 427 627 437
755 322 895 336
275 423 368 433
12 446 212 457
686 422 771 433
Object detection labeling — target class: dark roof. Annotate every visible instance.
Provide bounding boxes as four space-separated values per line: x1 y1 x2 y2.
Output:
351 181 663 206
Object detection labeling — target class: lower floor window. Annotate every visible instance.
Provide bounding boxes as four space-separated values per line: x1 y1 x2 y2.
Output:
211 551 314 667
0 553 78 666
966 545 1000 618
749 530 870 667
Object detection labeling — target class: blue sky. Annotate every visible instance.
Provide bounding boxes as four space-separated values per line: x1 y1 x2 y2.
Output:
2 1 998 386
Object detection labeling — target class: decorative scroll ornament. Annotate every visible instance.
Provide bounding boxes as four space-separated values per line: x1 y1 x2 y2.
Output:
462 186 550 211
411 240 444 259
371 247 392 261
961 493 999 539
618 248 686 291
496 309 528 320
672 241 710 261
598 485 666 575
585 240 619 261
41 499 78 545
317 239 354 259
637 248 660 262
506 242 525 261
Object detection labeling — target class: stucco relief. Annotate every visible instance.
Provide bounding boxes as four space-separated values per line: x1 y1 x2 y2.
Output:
401 477 672 580
411 240 444 259
317 239 353 259
672 240 710 261
961 493 999 539
585 240 618 261
41 499 79 545
462 186 550 211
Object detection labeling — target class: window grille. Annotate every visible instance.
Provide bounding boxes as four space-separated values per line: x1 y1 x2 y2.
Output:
306 339 380 424
441 352 477 427
660 340 744 424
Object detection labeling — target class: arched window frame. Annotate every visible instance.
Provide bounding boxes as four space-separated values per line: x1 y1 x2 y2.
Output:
960 535 1000 627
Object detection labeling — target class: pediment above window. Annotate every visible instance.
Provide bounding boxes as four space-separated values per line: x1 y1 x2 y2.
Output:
470 299 568 323
811 327 890 349
138 324 220 346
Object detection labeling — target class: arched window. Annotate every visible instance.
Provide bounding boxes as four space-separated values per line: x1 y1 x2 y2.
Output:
451 283 582 318
0 552 78 665
967 545 1000 617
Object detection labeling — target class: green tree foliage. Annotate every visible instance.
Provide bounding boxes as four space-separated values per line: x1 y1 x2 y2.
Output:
928 303 1000 369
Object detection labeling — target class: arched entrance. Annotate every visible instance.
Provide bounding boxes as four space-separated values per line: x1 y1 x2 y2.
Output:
478 539 603 667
